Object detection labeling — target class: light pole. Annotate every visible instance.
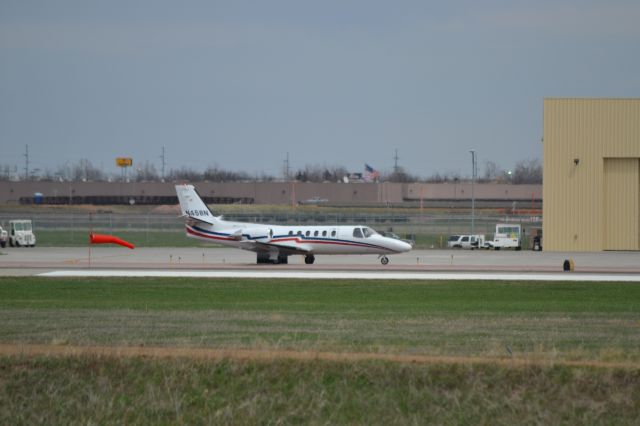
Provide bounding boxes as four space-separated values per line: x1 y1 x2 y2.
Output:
470 150 477 235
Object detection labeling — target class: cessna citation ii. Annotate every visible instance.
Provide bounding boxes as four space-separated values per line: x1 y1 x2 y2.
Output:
176 184 413 265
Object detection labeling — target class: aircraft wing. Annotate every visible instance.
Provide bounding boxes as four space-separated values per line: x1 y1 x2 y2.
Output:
239 240 312 255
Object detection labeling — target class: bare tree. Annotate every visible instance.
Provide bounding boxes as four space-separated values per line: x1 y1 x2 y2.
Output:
482 160 504 182
204 166 252 182
511 158 542 184
383 167 420 183
424 171 461 183
167 167 203 182
293 164 349 182
135 161 159 182
70 159 104 181
0 164 15 181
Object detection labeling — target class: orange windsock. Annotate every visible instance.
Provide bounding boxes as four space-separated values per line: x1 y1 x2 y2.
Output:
89 233 135 249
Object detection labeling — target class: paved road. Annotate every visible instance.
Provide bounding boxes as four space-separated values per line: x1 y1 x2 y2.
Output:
1 246 640 275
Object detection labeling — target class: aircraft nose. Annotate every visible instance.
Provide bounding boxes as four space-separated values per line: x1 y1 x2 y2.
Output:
392 239 413 253
399 240 413 252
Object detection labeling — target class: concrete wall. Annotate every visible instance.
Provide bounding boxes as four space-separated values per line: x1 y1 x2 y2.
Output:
0 180 541 206
0 181 405 205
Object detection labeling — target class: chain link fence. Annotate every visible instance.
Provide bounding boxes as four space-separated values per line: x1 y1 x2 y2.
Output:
0 211 542 249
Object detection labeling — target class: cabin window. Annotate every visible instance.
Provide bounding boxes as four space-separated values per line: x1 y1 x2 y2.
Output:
331 230 336 237
362 227 377 238
288 231 293 235
314 230 319 237
353 228 364 238
305 231 310 236
322 230 327 237
297 231 302 235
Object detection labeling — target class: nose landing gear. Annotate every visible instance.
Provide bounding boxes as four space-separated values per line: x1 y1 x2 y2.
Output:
380 255 389 265
304 254 315 265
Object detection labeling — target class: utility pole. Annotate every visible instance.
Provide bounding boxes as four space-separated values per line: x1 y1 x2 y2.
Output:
393 149 399 174
470 150 477 235
283 152 290 181
23 144 29 180
160 146 166 181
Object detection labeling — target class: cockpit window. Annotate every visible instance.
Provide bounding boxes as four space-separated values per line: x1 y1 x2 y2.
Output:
362 227 377 238
352 227 363 238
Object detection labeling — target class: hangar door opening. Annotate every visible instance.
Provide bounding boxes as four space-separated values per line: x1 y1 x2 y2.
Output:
603 158 639 250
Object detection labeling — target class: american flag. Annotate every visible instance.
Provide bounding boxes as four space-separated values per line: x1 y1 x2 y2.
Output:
364 164 380 182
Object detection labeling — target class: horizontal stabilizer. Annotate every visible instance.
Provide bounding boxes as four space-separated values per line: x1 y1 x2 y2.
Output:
175 184 216 225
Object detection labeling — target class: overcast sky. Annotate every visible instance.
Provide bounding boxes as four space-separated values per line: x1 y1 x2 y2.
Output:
1 1 639 179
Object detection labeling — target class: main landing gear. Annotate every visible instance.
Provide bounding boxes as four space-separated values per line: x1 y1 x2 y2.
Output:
257 253 289 264
304 254 315 265
380 255 389 265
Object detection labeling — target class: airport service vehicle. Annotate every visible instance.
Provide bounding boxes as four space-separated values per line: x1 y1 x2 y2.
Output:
447 234 485 249
8 219 36 247
485 224 521 250
176 184 413 265
0 226 7 248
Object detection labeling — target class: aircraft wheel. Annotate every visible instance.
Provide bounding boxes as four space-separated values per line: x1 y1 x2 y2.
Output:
380 256 389 265
304 255 315 265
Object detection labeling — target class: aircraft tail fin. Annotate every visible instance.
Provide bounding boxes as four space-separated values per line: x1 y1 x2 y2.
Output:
175 184 218 225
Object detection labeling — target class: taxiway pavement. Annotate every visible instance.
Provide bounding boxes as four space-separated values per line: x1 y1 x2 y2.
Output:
1 247 640 278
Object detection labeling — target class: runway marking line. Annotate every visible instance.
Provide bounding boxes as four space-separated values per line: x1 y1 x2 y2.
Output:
0 343 637 370
38 270 640 282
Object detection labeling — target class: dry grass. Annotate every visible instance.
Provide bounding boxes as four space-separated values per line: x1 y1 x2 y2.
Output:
1 309 639 363
1 354 639 425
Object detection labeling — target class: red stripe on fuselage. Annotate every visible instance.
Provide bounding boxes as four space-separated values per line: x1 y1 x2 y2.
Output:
269 237 384 250
186 226 235 241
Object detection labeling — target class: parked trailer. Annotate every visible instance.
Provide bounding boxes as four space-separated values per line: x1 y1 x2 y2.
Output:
485 224 521 250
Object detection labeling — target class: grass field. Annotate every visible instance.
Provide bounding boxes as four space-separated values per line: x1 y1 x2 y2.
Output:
1 277 639 423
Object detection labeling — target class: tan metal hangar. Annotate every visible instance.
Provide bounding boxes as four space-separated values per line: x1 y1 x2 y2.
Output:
543 98 640 251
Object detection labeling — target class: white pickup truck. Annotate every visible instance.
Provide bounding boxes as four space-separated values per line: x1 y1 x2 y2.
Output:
447 234 486 249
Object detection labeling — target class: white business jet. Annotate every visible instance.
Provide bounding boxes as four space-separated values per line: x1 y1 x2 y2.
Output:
176 184 412 264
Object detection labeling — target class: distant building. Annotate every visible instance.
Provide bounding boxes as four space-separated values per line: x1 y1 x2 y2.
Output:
0 181 541 208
